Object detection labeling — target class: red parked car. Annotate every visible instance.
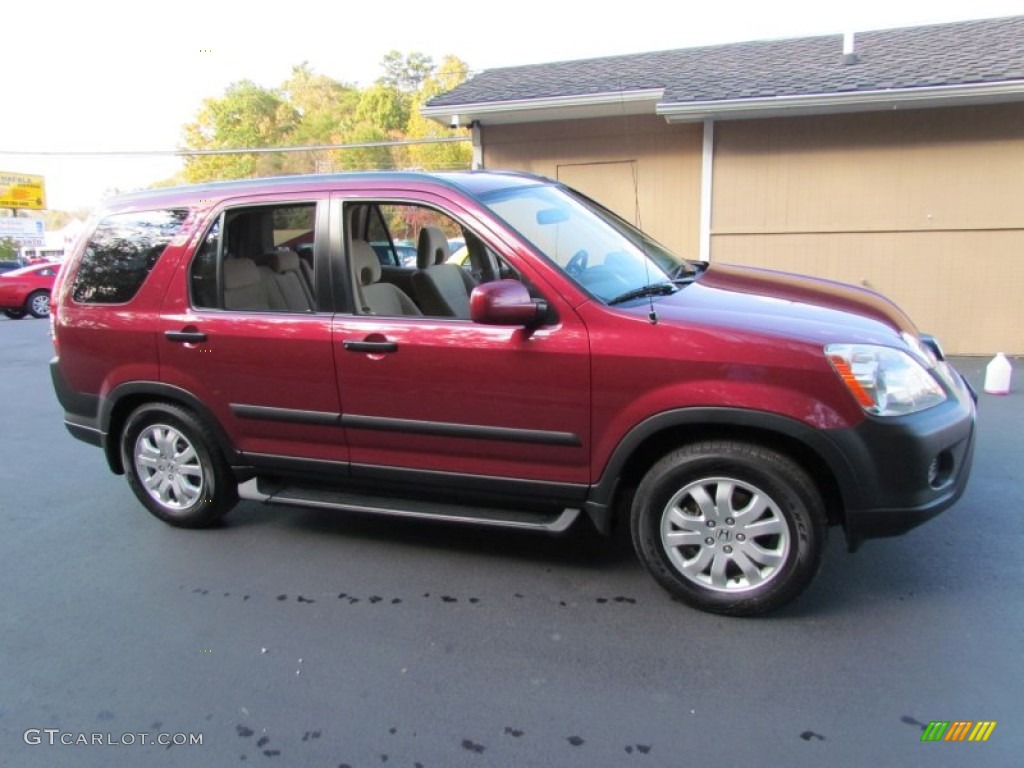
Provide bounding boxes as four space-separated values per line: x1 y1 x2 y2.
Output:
0 262 60 319
48 171 977 615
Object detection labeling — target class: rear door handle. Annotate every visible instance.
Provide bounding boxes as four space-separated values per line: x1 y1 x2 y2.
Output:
343 340 398 353
165 330 208 343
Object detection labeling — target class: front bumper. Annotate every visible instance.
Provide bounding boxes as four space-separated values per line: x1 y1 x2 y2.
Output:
828 361 977 550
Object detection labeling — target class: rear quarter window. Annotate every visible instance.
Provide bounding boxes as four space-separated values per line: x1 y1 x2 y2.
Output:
71 209 189 304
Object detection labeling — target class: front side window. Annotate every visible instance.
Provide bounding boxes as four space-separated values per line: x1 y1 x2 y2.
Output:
71 209 188 304
480 183 695 304
346 201 528 319
190 203 317 313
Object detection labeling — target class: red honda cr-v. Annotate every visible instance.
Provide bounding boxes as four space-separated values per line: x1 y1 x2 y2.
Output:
50 171 976 615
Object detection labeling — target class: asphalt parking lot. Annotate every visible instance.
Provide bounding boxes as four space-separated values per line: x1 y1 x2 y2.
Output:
1 316 1021 767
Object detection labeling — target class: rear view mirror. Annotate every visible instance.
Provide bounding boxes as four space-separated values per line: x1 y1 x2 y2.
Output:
536 208 569 225
470 280 547 327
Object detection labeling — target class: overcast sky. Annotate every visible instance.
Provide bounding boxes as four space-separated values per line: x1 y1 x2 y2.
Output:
2 0 1021 212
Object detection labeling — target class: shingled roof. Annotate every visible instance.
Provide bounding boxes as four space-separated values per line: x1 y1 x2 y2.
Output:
424 16 1024 124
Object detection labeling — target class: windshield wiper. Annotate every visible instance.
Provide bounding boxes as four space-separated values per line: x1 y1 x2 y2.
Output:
607 282 678 306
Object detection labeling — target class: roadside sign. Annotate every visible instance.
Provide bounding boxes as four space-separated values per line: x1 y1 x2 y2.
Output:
0 172 46 210
0 218 45 246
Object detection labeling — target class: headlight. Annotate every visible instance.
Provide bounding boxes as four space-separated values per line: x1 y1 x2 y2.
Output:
826 343 947 416
900 331 938 367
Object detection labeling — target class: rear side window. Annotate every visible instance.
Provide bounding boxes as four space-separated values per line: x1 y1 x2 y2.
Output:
71 209 188 304
190 202 317 312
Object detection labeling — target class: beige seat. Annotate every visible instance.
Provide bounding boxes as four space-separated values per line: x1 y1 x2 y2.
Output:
223 258 271 311
268 249 314 311
411 226 475 318
351 240 422 316
415 226 450 269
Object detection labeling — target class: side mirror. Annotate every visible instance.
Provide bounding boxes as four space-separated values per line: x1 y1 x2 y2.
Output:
470 280 548 327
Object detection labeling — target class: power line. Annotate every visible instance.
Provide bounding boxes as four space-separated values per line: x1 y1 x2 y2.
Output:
0 136 471 159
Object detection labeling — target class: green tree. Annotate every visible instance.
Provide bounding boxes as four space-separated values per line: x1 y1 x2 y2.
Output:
177 54 473 181
279 63 361 174
182 80 298 182
0 237 17 261
283 62 359 122
356 85 408 135
378 51 434 93
333 123 394 171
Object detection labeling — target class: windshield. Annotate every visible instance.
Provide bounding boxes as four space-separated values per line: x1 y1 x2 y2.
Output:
479 182 694 303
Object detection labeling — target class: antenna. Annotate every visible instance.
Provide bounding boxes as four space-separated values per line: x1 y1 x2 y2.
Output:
632 161 656 325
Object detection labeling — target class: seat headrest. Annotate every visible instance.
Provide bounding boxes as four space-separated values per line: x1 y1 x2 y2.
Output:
223 258 261 290
417 226 450 269
351 240 381 286
270 249 301 273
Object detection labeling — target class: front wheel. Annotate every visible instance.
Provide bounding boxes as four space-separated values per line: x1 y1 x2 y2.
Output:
4 309 26 319
631 441 826 616
120 403 238 528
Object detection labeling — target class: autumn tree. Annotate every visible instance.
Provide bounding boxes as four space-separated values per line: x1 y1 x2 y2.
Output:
405 55 473 171
370 51 441 170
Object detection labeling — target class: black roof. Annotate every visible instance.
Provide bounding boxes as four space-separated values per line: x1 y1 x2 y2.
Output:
428 16 1024 108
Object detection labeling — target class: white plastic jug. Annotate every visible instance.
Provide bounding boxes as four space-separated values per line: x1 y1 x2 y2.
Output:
983 353 1012 395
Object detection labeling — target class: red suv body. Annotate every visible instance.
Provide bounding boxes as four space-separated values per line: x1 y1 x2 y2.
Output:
50 171 976 614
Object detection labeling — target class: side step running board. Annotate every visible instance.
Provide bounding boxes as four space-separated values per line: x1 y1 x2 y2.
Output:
238 478 580 534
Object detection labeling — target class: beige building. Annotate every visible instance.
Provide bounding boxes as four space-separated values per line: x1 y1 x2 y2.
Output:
425 17 1024 354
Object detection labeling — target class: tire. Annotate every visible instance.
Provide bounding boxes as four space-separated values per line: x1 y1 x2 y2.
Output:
4 309 26 319
120 402 238 528
631 440 826 616
26 291 50 318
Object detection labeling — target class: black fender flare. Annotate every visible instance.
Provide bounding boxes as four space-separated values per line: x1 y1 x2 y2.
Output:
98 381 242 474
583 407 860 534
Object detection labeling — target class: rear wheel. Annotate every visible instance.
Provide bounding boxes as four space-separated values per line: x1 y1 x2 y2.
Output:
120 403 237 528
631 440 826 616
26 291 50 318
4 309 26 319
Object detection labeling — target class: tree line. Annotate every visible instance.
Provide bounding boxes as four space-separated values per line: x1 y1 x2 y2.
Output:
178 52 472 184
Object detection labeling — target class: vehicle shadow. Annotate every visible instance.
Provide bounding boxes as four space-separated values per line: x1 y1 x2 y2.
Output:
223 498 986 619
226 498 640 574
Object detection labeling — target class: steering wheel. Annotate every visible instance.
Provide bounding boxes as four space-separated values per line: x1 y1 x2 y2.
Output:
565 249 589 277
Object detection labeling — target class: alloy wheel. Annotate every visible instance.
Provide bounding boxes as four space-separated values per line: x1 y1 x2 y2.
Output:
659 476 790 593
133 424 205 510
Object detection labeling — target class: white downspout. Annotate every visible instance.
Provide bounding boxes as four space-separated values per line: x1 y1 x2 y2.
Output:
699 119 714 261
471 121 483 170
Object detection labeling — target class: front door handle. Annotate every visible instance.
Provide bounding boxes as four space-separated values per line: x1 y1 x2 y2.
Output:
343 340 398 353
165 330 208 343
